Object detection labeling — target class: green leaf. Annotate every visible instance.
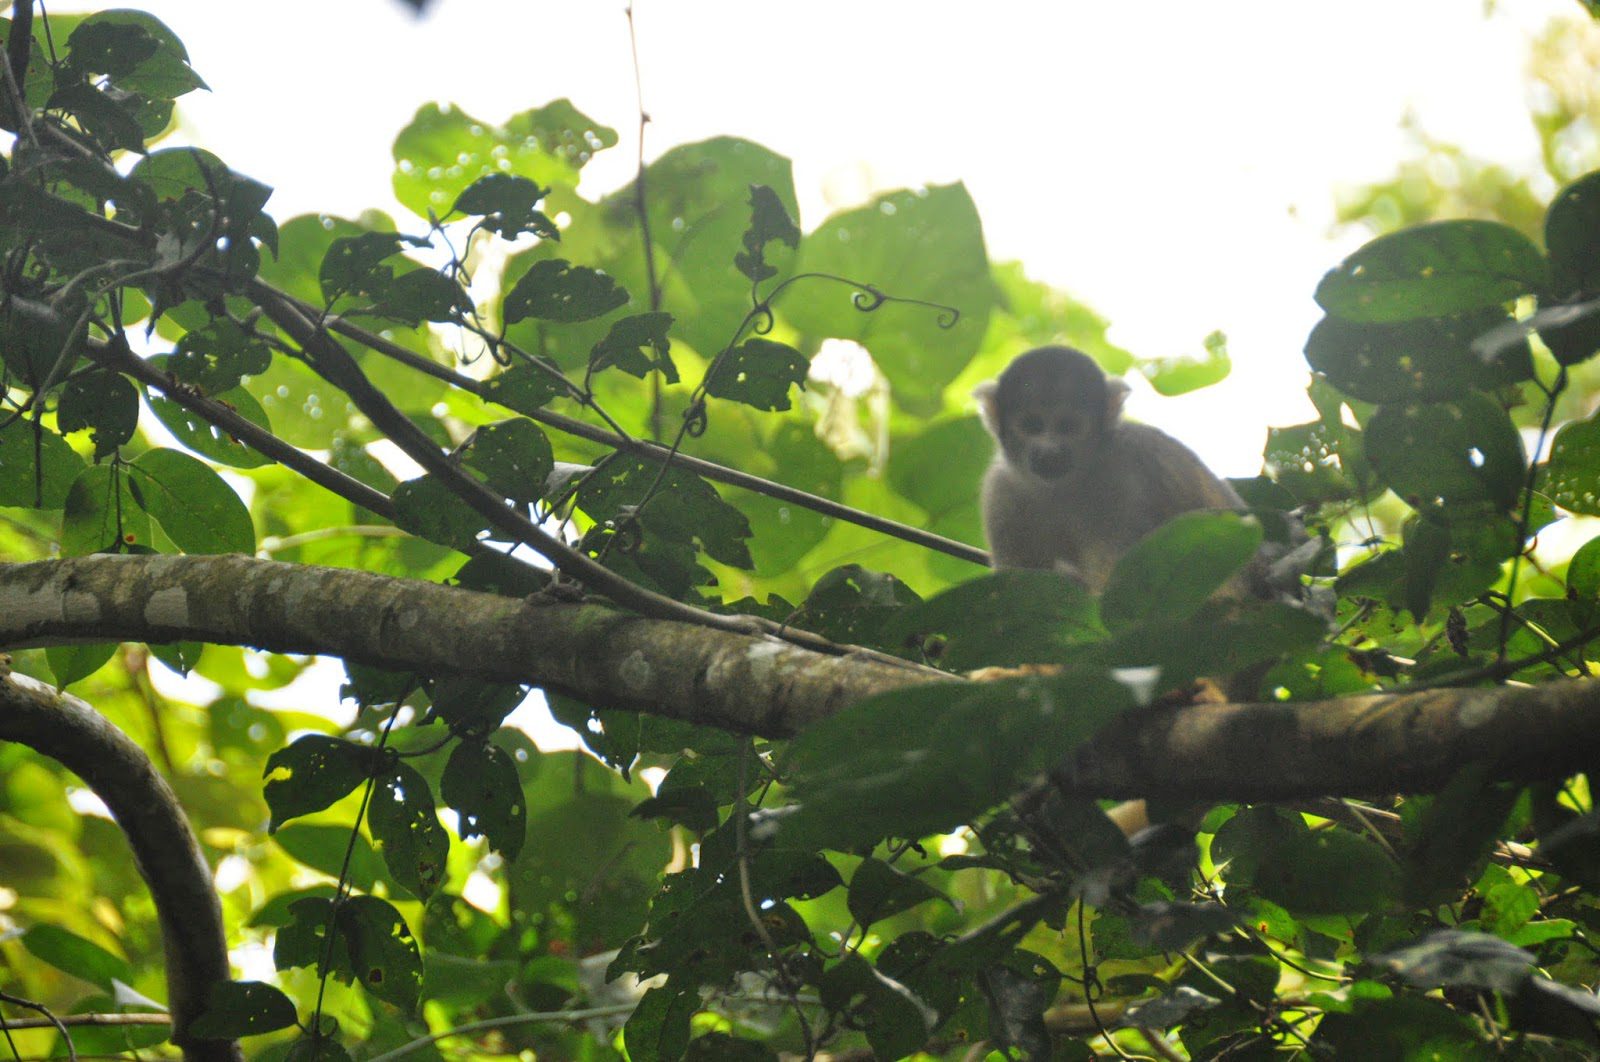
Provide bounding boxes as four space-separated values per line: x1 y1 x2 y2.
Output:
61 465 150 555
1140 330 1232 396
369 267 471 325
483 362 567 415
1547 169 1600 296
368 762 448 901
735 183 800 284
503 259 629 324
704 338 808 411
1547 409 1600 516
274 824 381 892
1370 929 1535 993
46 642 117 688
1100 511 1263 633
883 569 1102 671
147 385 273 469
129 447 256 554
624 985 696 1062
65 11 206 99
782 183 993 413
1365 395 1526 513
319 230 428 305
284 1034 354 1062
781 670 1132 850
189 980 299 1039
167 317 273 392
441 739 527 861
0 418 82 509
392 473 489 552
1304 309 1534 403
818 954 933 1060
588 311 677 383
464 418 554 506
450 173 557 240
1213 807 1401 915
1314 220 1549 322
1402 766 1520 907
22 924 133 991
337 895 423 1011
428 676 526 734
576 453 753 569
57 370 138 458
847 858 948 928
1566 534 1600 624
392 99 617 219
262 735 380 832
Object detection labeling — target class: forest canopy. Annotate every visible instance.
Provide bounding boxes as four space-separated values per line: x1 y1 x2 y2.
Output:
5 4 1600 1061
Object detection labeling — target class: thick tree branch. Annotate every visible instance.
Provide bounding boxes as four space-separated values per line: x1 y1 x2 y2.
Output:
0 554 943 735
0 671 241 1062
4 554 1600 800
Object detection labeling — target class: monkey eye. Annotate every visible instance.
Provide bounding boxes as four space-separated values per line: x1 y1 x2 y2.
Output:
1018 413 1044 434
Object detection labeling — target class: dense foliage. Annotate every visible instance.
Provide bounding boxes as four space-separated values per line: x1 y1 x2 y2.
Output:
7 5 1600 1060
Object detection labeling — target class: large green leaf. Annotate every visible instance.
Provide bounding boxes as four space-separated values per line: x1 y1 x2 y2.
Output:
780 670 1132 850
441 739 526 862
782 183 992 414
1314 220 1548 322
392 100 618 220
0 418 83 508
1365 395 1526 514
1100 511 1263 633
129 447 256 554
60 464 150 555
22 924 133 991
1547 169 1600 296
1304 309 1534 403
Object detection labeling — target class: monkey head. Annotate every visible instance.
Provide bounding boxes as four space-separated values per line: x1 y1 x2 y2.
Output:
974 346 1130 482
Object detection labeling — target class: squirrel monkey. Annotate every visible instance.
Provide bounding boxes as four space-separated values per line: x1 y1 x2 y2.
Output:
975 345 1251 592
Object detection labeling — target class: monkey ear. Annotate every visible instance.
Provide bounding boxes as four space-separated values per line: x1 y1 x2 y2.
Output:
1104 377 1131 423
973 380 1001 436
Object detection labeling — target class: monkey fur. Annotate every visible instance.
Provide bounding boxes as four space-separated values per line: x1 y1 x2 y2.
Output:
975 345 1252 593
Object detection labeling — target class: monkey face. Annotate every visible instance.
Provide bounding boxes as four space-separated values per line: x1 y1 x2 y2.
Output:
975 346 1127 484
1001 398 1096 481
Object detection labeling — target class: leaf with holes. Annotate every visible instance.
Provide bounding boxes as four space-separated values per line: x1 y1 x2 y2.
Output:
58 370 138 458
442 739 526 861
451 173 558 240
735 183 800 283
703 338 808 411
262 735 381 832
588 312 677 383
336 895 422 1011
503 259 629 324
1366 396 1526 514
1314 220 1548 323
190 980 299 1039
367 762 448 901
464 418 554 506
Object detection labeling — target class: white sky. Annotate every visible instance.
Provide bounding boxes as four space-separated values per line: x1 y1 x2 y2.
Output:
118 0 1586 473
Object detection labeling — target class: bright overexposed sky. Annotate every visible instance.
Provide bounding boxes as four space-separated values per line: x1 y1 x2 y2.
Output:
110 0 1588 474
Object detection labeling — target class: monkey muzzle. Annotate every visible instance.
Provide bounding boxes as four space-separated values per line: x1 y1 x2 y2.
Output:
1027 446 1074 479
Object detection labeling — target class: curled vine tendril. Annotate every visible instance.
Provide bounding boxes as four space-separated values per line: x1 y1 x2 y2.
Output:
683 398 708 438
850 285 887 313
750 301 776 335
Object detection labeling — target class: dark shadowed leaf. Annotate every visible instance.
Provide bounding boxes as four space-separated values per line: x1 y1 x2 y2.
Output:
368 762 448 901
883 569 1102 670
464 418 554 506
735 183 800 284
58 370 138 458
441 739 526 861
624 985 696 1062
263 735 381 832
190 980 298 1038
1547 170 1600 296
1305 309 1534 402
503 259 629 324
1370 929 1535 993
703 338 807 411
451 172 557 240
392 472 489 552
337 895 422 1011
588 311 677 382
847 858 949 928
